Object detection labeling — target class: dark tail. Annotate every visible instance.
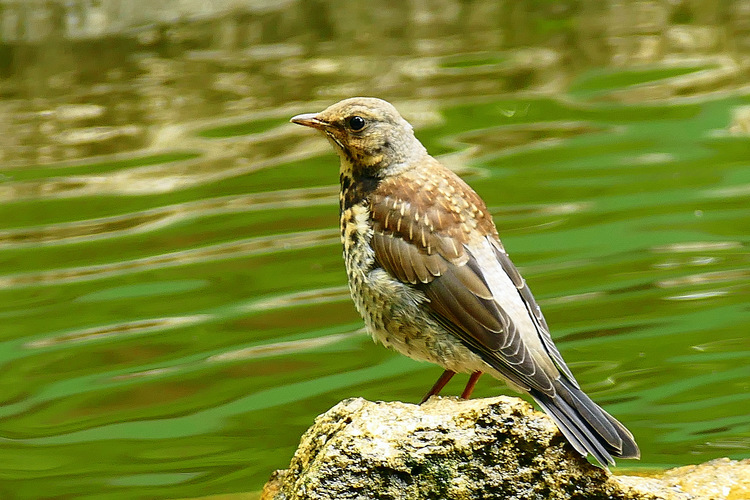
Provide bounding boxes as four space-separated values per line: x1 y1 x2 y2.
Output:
529 378 640 468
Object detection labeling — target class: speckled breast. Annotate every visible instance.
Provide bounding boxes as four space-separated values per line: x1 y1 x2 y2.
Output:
339 202 381 327
338 198 481 372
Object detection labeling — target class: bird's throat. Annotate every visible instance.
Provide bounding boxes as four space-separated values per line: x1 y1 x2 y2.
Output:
339 169 382 213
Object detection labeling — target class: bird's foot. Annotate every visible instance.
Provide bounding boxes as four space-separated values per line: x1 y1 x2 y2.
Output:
419 370 456 404
460 371 483 399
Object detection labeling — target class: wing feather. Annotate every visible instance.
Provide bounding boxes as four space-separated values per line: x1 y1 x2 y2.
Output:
369 172 559 395
489 239 579 387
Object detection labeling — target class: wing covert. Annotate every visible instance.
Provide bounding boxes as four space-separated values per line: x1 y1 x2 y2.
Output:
368 169 560 395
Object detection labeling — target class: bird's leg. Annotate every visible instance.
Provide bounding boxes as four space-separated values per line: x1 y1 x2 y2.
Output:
420 370 456 404
460 371 483 399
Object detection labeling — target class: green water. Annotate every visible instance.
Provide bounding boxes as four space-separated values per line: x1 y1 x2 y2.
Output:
1 2 749 498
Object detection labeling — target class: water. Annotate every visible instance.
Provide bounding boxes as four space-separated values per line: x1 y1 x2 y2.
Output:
1 1 749 498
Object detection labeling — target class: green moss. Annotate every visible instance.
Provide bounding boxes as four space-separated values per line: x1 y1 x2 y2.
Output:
406 456 455 497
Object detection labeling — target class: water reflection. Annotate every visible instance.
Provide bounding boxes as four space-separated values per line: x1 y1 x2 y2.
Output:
207 329 362 363
0 228 339 288
26 315 206 348
0 186 337 246
1 0 749 499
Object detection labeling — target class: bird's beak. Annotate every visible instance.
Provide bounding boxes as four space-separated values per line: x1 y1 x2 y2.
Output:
290 113 329 130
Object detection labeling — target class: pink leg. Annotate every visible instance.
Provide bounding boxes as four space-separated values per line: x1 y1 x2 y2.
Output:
460 371 483 399
420 370 456 404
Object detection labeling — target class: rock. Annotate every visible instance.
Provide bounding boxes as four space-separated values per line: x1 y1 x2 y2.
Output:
263 396 750 500
658 458 750 500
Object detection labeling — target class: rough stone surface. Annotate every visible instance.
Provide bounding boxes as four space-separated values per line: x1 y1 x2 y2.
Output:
658 458 750 500
262 397 750 500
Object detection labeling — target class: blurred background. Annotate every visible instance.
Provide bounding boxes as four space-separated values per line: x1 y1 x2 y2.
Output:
1 0 749 498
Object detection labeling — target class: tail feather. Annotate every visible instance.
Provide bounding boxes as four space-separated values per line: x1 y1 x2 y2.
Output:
563 383 621 449
601 408 640 459
529 378 640 468
533 390 615 467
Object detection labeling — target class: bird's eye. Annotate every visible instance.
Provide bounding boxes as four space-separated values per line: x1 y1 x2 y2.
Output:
348 116 365 131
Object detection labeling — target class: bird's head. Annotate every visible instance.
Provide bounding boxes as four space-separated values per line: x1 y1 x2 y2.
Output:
291 97 427 178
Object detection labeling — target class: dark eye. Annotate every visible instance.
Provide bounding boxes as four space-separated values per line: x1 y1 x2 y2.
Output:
348 116 365 131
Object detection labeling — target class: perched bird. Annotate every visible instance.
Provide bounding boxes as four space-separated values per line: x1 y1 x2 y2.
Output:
291 97 640 468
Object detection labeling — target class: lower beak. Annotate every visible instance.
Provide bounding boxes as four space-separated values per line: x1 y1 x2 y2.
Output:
290 113 328 130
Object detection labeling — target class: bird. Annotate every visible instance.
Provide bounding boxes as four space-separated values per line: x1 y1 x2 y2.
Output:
291 97 640 468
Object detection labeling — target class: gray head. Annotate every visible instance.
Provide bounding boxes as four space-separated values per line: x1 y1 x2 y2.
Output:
291 97 427 177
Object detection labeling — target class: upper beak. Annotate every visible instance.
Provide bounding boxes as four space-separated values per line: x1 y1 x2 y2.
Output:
290 113 328 130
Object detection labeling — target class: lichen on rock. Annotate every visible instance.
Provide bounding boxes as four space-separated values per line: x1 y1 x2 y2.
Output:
263 396 749 500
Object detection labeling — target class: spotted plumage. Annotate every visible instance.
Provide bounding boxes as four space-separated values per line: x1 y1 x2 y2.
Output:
291 97 639 468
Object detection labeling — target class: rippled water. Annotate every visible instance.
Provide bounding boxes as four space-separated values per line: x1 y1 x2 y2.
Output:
1 1 750 499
